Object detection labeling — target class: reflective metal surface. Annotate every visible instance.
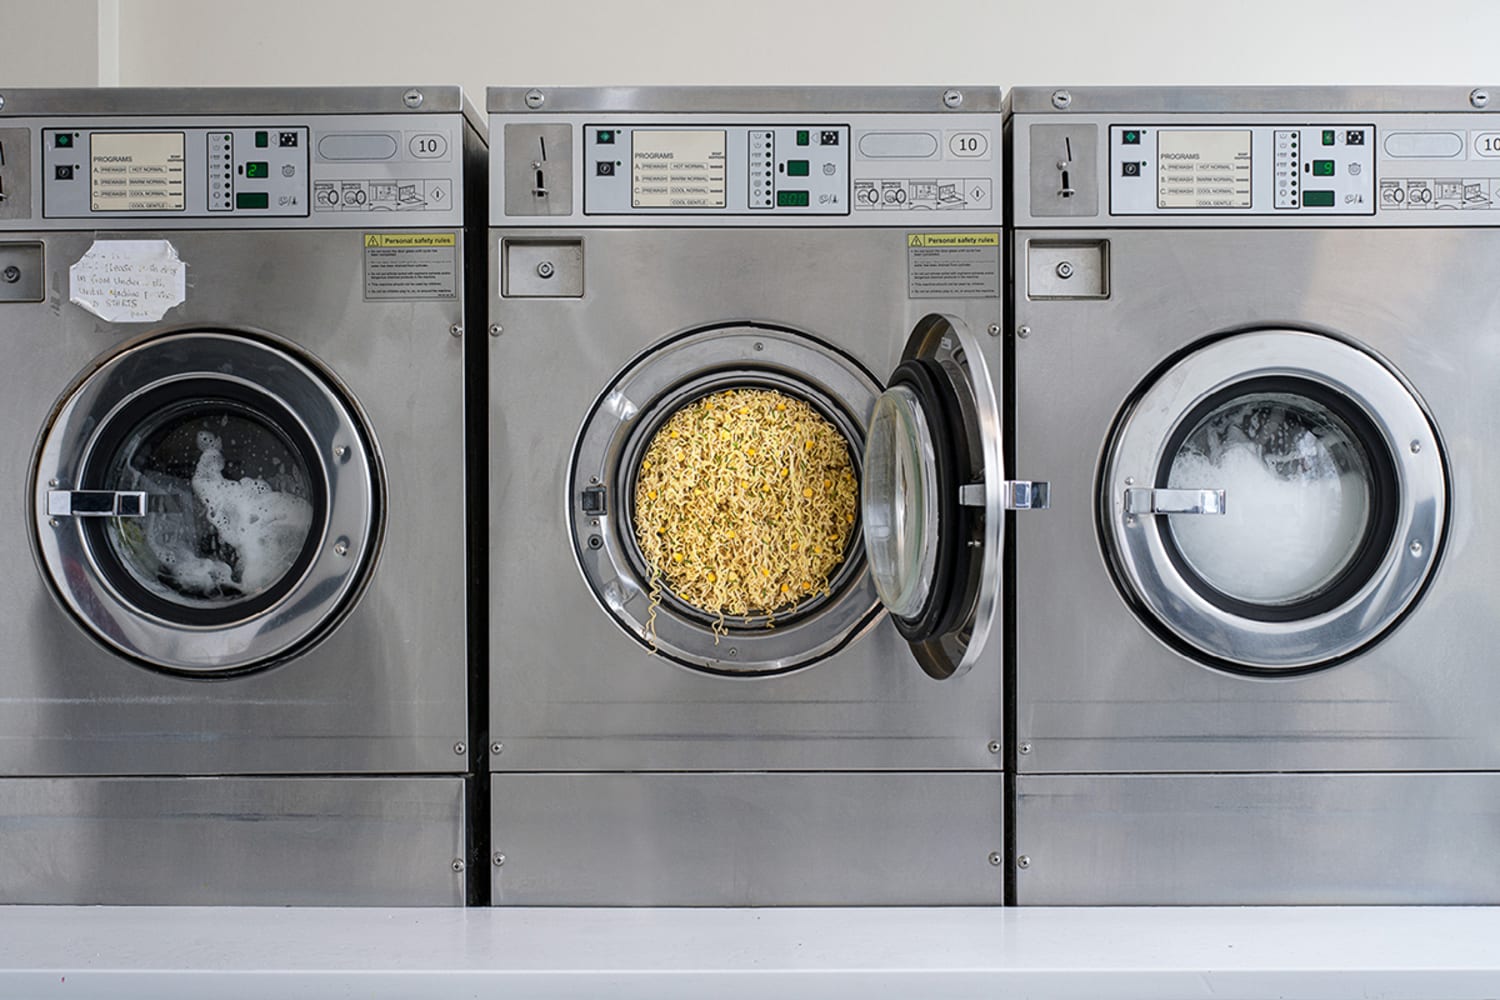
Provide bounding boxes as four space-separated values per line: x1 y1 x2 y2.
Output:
491 227 1004 773
1013 226 1498 774
491 772 1003 906
490 86 1002 114
1016 773 1500 905
33 332 381 674
0 777 465 905
0 229 469 775
1009 85 1500 115
1122 488 1225 516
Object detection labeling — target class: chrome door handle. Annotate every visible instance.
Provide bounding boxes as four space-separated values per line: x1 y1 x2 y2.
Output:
47 490 149 517
1123 487 1225 516
958 480 1052 510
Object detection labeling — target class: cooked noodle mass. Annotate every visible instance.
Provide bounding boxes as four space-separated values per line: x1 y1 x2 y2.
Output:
634 388 858 638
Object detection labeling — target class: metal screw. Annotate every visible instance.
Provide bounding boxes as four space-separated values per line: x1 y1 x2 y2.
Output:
451 859 465 873
1017 854 1031 869
493 853 506 867
403 89 424 109
587 534 603 550
48 478 59 488
1019 741 1032 755
754 341 764 351
489 323 503 337
449 323 463 337
987 740 1001 754
987 323 1001 337
989 852 1004 866
1051 90 1072 110
525 89 546 110
334 445 349 461
589 476 599 484
1410 440 1422 453
728 647 739 657
942 89 964 109
334 537 350 556
536 261 555 279
1472 89 1491 109
0 95 6 112
491 742 503 755
1 266 19 283
48 518 59 528
1410 539 1424 557
1016 324 1031 339
1124 476 1135 486
1055 261 1074 279
453 742 467 756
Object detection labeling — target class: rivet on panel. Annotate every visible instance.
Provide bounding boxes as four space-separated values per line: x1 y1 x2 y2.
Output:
990 852 1005 866
1016 854 1031 869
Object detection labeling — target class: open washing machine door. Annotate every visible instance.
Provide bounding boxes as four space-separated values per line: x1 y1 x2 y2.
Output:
863 314 1049 681
32 330 383 675
1100 329 1447 673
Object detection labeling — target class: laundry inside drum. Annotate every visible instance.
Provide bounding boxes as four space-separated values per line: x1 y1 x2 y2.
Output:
103 406 317 609
632 387 859 633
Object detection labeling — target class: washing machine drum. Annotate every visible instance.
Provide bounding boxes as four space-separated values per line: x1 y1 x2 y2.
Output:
33 331 382 675
1101 329 1447 673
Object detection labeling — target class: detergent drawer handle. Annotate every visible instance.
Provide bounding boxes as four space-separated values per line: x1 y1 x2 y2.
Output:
46 490 150 518
1123 487 1225 516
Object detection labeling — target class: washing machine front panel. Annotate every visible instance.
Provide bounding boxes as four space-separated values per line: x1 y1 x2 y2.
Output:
0 227 471 775
1014 225 1500 775
490 225 1007 772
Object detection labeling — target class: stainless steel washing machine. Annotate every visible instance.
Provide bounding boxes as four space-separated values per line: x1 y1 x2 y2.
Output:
1010 86 1500 903
488 87 1039 905
0 87 485 904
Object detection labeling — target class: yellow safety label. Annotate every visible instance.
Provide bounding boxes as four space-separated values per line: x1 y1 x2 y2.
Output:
363 233 457 248
907 232 1000 248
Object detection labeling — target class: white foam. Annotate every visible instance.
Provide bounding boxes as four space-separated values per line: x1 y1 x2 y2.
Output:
1167 417 1370 605
189 431 314 596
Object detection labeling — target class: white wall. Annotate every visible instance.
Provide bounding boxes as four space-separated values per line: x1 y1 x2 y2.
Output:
3 0 1499 97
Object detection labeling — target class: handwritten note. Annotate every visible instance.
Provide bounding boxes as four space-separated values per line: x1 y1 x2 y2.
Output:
69 240 187 323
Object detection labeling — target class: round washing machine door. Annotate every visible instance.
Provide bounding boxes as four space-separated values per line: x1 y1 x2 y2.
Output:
1100 329 1446 672
32 330 382 675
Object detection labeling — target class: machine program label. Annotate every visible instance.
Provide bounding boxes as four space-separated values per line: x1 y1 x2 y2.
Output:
631 130 727 209
1157 130 1251 209
89 132 186 212
362 232 458 300
907 232 1000 298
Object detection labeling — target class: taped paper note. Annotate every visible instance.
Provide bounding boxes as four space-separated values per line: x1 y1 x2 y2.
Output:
69 240 187 323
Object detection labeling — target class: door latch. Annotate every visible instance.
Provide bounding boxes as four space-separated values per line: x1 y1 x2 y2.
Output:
46 490 148 517
1123 487 1226 516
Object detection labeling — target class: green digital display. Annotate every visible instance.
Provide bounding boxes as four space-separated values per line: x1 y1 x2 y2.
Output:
786 159 810 177
245 161 269 178
1322 130 1336 146
1312 159 1335 176
255 131 269 148
796 130 810 146
1302 190 1335 208
236 191 269 210
777 190 809 207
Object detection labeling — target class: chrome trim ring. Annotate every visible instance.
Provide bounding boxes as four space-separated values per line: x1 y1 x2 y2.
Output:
1101 329 1446 672
570 323 883 677
32 330 382 675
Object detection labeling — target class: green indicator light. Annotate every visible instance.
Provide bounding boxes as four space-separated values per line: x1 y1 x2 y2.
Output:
597 129 615 144
1122 129 1141 145
796 130 810 146
1312 159 1335 176
1322 130 1335 146
1302 190 1335 208
777 190 810 207
255 131 269 148
55 133 72 148
786 159 810 177
236 191 269 210
245 161 269 178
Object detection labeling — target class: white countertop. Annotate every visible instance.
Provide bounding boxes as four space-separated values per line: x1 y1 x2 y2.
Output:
3 905 1500 997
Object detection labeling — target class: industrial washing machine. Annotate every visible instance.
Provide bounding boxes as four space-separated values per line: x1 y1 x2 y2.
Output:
1010 86 1500 903
0 87 485 904
488 86 1042 905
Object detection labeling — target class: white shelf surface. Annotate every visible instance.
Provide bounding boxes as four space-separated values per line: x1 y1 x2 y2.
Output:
3 905 1499 998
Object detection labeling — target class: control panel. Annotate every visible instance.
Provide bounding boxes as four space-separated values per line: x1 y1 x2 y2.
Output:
0 113 467 230
43 126 309 217
583 124 850 215
1109 124 1375 215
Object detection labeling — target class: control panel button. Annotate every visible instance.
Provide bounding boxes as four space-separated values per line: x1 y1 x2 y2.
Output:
596 161 615 176
54 165 74 180
819 130 839 146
